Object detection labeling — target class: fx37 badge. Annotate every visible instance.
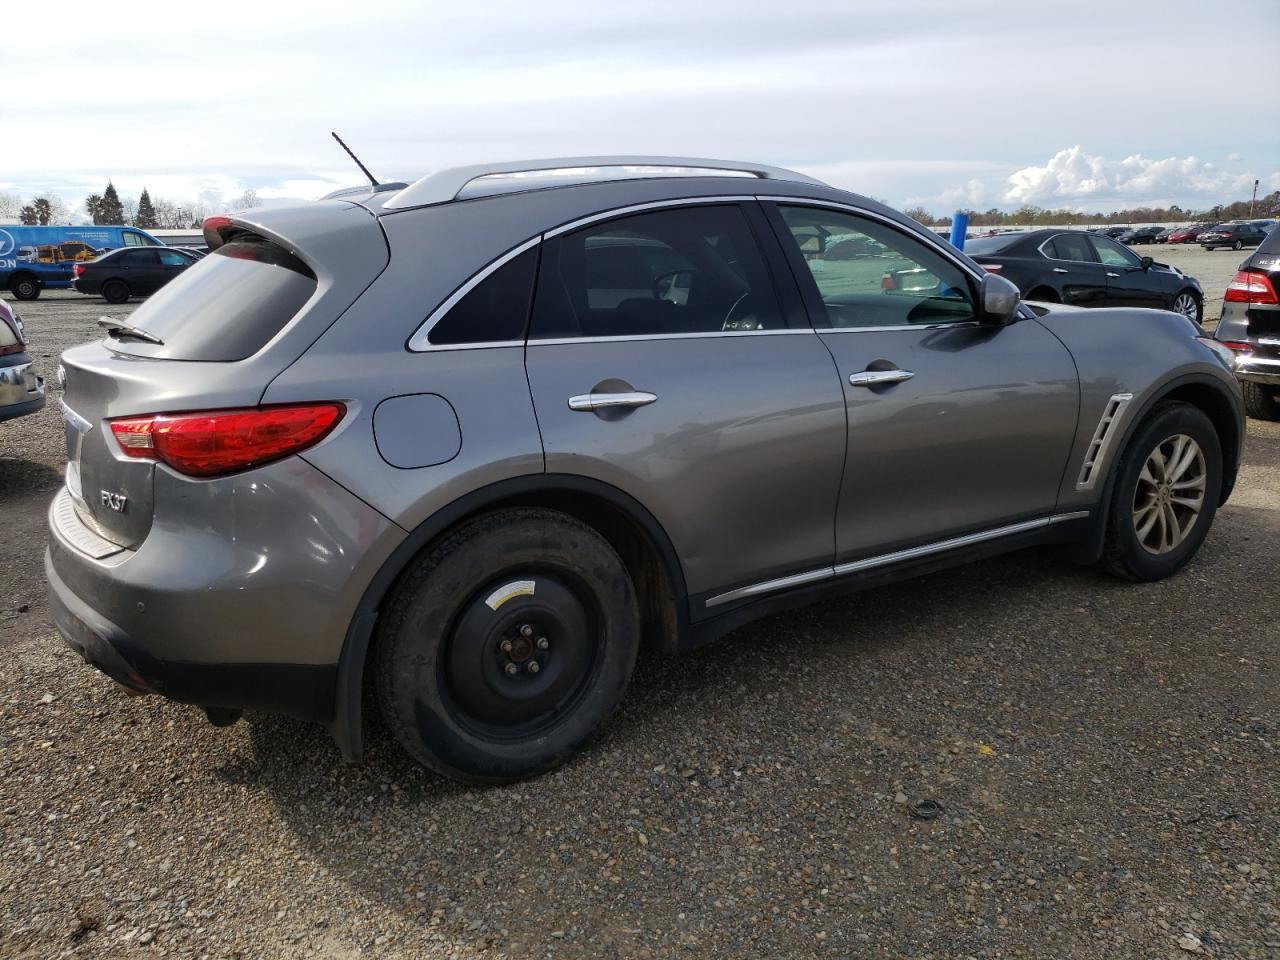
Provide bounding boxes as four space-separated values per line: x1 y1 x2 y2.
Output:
100 490 128 513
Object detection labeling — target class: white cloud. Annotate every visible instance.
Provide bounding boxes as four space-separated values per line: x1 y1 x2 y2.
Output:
1002 146 1277 209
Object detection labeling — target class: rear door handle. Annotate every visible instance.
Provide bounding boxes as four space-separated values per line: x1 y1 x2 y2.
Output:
1052 267 1069 274
568 391 658 412
1106 272 1121 278
849 369 914 387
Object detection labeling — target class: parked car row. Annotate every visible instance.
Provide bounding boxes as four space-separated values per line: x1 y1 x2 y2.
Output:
1088 220 1277 249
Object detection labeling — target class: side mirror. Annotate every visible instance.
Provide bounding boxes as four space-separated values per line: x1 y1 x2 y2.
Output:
1140 256 1153 270
978 273 1021 325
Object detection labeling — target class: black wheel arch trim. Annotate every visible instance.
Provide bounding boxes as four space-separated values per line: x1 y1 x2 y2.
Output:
1067 371 1242 565
328 473 690 762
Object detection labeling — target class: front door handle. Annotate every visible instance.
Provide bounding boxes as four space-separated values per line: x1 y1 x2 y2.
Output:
1052 267 1069 274
1106 272 1121 278
568 391 658 412
849 369 914 387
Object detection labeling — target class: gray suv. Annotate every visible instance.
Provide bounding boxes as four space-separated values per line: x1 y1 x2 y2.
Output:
47 157 1244 783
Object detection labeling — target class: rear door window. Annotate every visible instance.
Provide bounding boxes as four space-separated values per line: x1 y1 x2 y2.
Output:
122 249 160 266
110 238 317 361
1047 234 1097 262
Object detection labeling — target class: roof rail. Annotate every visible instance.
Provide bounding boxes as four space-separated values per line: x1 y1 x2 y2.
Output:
382 156 827 210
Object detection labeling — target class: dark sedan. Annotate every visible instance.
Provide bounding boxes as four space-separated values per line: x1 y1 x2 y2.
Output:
72 247 199 304
965 229 1204 323
1199 223 1268 251
1121 226 1164 245
1213 226 1280 419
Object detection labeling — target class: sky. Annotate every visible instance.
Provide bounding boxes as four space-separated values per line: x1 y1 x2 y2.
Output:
1 0 1277 221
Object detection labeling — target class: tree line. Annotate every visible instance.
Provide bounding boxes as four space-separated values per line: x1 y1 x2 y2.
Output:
0 182 261 229
904 189 1280 228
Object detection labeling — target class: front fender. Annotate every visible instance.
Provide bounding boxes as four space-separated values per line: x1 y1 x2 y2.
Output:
1034 306 1243 514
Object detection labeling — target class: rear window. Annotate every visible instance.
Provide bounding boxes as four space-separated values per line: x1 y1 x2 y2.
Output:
963 234 1024 255
112 239 317 361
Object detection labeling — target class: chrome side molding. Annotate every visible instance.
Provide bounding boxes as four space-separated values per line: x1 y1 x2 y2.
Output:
704 511 1091 608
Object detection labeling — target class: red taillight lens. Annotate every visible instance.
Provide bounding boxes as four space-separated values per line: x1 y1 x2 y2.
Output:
979 263 1003 274
202 215 233 250
1219 340 1253 354
1224 269 1279 305
110 403 345 477
881 273 896 291
73 263 86 277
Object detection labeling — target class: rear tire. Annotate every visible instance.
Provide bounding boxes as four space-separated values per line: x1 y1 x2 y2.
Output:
1102 402 1221 582
375 508 640 783
101 280 130 304
1242 380 1280 421
9 275 39 300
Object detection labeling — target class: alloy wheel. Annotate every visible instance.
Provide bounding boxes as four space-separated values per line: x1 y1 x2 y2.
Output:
1132 433 1206 555
1172 293 1199 323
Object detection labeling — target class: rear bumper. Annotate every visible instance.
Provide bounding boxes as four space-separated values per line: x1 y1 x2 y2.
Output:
1236 353 1280 386
0 355 45 421
45 457 406 726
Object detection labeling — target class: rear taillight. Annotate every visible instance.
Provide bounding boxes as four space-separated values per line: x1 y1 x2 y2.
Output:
109 403 344 477
881 273 896 291
1219 340 1253 354
0 315 22 356
979 263 1003 274
73 263 86 277
1224 269 1279 305
202 215 233 251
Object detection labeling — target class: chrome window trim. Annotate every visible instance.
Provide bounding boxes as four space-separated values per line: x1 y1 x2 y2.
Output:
407 236 541 352
703 511 1091 608
528 329 813 347
815 321 982 335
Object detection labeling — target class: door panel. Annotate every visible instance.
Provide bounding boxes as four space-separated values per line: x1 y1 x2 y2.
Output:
1089 235 1166 309
765 202 1080 561
820 323 1078 559
526 335 845 596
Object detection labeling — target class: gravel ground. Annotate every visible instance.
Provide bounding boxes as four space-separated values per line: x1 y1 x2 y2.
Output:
1 279 1277 960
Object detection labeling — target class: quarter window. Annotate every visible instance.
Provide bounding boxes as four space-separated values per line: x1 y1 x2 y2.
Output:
428 246 539 345
1089 235 1140 268
776 205 975 328
1047 234 1096 263
529 204 782 339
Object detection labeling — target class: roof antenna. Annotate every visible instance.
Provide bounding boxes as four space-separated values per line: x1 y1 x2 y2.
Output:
331 131 379 187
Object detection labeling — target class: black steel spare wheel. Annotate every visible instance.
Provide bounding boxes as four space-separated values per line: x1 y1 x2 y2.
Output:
444 574 599 737
375 507 640 783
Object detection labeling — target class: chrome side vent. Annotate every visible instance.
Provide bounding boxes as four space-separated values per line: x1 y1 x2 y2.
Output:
1076 393 1133 490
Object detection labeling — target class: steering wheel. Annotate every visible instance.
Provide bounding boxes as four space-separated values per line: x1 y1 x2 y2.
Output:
722 292 764 332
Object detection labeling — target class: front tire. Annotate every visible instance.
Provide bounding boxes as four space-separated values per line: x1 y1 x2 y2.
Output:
1242 380 1280 420
9 275 39 300
1102 402 1222 582
375 508 640 783
1232 240 1243 251
101 280 131 304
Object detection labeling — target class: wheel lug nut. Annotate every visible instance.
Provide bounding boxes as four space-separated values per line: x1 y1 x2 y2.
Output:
500 639 513 653
536 637 549 650
504 662 519 676
520 624 534 638
527 660 540 674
